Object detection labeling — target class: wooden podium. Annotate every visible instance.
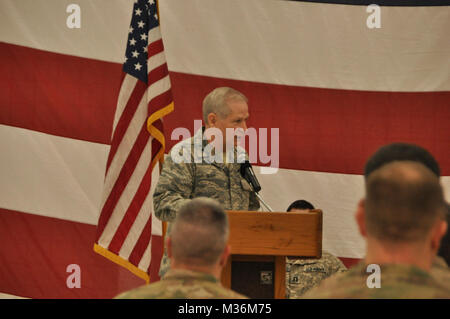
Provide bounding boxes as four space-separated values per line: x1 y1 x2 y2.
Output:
221 210 322 299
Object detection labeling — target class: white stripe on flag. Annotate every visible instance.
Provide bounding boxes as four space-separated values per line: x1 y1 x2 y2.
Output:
113 75 138 132
148 51 167 74
255 166 366 258
3 1 448 91
148 26 162 43
0 124 108 225
146 74 172 103
1 124 448 258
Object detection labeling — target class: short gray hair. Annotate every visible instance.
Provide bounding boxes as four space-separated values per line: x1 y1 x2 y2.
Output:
170 198 229 266
202 87 248 124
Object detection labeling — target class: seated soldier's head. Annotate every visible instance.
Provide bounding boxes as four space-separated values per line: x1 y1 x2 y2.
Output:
286 200 315 213
167 197 230 278
364 142 440 178
356 161 447 270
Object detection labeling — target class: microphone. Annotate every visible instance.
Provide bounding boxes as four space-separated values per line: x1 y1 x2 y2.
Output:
240 160 273 212
240 160 262 193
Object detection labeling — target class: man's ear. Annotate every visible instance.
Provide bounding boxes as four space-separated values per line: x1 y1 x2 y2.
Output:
166 237 172 259
207 113 217 127
356 199 367 238
430 220 447 253
219 244 230 268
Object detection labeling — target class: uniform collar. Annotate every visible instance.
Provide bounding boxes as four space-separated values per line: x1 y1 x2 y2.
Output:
353 261 432 281
162 268 219 284
191 127 247 169
432 256 448 269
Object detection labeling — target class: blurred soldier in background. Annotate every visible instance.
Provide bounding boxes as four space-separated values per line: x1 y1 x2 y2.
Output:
285 199 347 298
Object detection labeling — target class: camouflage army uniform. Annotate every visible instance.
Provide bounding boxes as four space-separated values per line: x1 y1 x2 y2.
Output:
430 256 450 284
153 128 260 277
286 251 347 298
115 269 247 299
302 261 450 298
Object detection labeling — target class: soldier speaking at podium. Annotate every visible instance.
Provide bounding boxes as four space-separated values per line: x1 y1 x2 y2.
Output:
153 87 260 278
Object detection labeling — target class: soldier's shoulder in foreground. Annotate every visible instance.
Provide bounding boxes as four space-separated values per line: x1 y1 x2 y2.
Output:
430 256 450 285
320 251 348 272
302 262 450 299
116 269 248 299
286 251 347 274
285 251 347 298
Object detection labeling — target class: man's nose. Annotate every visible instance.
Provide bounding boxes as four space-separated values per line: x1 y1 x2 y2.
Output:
240 121 247 131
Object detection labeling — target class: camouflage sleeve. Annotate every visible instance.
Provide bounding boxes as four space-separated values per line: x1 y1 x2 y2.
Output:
336 260 348 273
248 191 260 211
153 154 195 222
323 252 348 274
330 254 348 274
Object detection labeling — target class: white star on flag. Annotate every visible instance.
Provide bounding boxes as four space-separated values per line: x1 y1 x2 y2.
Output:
140 33 148 41
135 8 142 16
134 62 142 70
138 21 145 28
129 26 134 34
132 50 139 58
129 38 136 45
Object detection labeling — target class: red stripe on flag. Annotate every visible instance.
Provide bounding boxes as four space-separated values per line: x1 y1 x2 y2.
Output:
95 124 150 240
106 80 147 172
128 216 153 266
1 43 448 175
148 90 173 113
0 42 120 144
166 72 450 175
147 39 164 58
148 63 170 86
0 208 144 299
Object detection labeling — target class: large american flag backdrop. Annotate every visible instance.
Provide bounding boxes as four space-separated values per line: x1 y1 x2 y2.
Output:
0 0 449 298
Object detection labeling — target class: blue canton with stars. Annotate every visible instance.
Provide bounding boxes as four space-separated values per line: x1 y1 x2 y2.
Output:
123 0 159 83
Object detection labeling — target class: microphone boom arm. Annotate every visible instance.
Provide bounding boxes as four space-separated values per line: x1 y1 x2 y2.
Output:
255 192 274 212
240 160 274 212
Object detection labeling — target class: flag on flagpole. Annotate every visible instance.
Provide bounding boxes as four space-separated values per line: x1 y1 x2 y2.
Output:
94 0 174 283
